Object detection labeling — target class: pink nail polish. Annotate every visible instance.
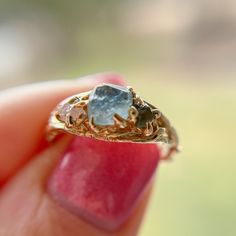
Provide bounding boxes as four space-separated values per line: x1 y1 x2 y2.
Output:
77 72 126 86
48 137 160 231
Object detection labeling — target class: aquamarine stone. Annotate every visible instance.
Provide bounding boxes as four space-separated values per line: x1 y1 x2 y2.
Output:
88 84 133 126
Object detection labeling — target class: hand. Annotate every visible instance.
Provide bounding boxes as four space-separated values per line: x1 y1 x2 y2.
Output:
0 73 159 236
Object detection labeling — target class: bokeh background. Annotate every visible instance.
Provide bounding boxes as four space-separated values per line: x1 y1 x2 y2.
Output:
1 0 236 235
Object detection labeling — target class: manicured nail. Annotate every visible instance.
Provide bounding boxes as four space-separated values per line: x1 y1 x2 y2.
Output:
48 137 160 231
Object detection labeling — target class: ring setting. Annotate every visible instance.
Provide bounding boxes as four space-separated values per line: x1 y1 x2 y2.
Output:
47 83 179 159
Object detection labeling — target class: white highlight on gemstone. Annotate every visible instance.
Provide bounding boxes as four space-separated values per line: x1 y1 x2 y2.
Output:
57 103 71 121
87 83 133 126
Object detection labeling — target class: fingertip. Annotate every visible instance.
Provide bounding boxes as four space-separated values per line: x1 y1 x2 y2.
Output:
77 72 126 86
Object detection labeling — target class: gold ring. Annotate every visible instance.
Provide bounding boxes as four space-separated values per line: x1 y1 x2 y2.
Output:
47 83 179 159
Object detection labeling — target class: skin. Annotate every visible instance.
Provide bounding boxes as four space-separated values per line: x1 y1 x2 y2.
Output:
0 73 155 236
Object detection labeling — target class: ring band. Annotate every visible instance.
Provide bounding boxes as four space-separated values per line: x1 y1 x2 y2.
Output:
47 83 179 159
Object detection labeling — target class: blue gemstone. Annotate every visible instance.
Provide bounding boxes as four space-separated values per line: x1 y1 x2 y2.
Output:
88 84 133 126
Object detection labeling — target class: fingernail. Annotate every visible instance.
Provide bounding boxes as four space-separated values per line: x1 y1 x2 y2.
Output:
76 72 126 86
47 137 160 231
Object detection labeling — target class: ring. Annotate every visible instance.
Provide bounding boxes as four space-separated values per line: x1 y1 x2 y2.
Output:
47 83 179 159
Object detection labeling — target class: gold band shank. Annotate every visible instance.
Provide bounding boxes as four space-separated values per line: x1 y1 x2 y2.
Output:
47 87 179 159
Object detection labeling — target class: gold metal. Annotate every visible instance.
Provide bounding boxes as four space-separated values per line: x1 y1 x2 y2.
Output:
47 85 179 160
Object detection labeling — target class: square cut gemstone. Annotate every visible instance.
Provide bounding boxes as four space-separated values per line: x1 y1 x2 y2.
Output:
88 84 133 126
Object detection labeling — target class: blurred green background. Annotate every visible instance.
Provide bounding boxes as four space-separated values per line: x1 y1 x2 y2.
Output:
0 0 236 235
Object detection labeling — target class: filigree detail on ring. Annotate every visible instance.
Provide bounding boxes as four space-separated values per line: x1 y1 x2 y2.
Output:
47 83 179 159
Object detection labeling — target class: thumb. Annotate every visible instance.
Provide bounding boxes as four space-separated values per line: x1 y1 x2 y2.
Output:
0 135 159 236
